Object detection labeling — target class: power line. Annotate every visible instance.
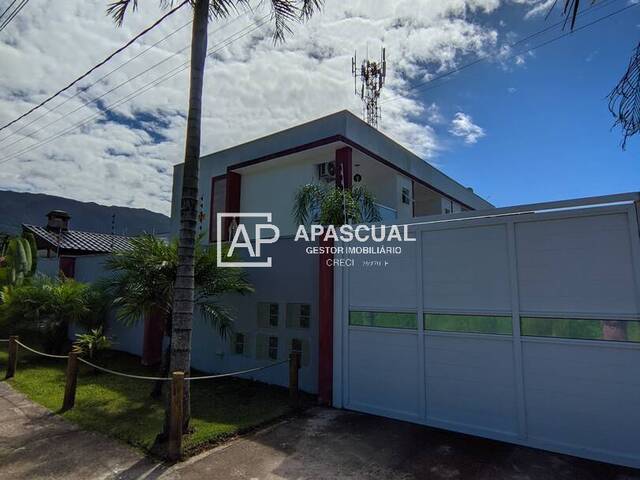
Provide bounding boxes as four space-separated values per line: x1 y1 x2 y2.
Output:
0 12 251 152
0 15 271 165
0 0 189 134
380 0 629 106
0 0 20 24
0 18 194 145
0 0 29 32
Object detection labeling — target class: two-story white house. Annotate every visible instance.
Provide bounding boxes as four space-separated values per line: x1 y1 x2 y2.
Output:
169 110 493 400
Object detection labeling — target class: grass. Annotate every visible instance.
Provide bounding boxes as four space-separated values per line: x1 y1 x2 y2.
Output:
0 344 298 455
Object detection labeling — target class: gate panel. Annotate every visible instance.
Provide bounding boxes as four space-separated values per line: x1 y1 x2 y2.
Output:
347 328 420 420
425 334 519 436
522 339 640 464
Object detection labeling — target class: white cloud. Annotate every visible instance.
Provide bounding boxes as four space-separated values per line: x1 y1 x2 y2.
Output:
449 112 486 144
0 0 514 214
510 0 556 19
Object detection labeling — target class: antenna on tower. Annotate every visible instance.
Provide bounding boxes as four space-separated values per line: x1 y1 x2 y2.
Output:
352 47 386 128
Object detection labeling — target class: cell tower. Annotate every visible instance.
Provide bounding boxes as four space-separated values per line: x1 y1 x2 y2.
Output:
352 47 387 128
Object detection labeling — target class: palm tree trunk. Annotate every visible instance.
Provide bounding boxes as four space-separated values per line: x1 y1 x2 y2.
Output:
166 0 209 434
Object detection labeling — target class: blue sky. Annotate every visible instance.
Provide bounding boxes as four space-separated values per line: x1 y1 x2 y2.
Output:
0 0 637 213
423 1 640 207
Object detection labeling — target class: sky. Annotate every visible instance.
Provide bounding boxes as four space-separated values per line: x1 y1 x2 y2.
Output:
0 0 638 214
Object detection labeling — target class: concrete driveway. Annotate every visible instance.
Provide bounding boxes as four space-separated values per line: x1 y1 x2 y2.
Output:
165 408 640 480
1 380 639 480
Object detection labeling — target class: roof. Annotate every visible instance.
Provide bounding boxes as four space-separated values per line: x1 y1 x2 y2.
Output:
22 224 132 254
188 110 493 210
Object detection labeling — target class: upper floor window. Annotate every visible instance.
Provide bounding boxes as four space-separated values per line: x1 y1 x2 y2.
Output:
401 187 411 205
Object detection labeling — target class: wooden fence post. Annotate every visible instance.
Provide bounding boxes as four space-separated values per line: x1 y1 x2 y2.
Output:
289 352 300 407
168 371 184 461
5 335 18 379
62 352 79 411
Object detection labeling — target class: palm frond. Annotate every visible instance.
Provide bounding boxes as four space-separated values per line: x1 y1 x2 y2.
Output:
106 0 139 27
199 301 235 339
293 183 324 226
269 0 323 43
608 41 640 149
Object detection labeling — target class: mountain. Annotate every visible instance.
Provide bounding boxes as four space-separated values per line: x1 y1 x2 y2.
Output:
0 190 170 236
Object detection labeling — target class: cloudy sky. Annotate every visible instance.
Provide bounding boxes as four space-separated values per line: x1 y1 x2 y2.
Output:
0 0 638 214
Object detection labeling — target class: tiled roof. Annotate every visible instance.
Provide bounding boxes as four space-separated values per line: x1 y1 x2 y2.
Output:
23 224 132 253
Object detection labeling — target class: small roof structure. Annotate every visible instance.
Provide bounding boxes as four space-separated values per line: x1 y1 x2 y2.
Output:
22 224 132 255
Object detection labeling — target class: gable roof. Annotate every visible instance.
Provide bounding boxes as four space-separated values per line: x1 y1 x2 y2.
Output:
193 110 493 211
23 224 132 254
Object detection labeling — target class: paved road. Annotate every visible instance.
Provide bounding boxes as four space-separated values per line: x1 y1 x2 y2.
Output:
1 381 639 479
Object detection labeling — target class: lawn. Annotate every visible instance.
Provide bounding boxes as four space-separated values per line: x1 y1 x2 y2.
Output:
0 344 297 455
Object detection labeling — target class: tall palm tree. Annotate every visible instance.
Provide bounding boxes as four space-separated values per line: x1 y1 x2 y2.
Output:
293 183 382 227
557 0 639 147
107 0 323 432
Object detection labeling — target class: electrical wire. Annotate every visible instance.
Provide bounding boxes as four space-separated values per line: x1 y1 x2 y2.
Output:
0 0 28 32
0 11 251 152
0 18 194 145
0 15 271 165
0 0 190 134
380 0 633 106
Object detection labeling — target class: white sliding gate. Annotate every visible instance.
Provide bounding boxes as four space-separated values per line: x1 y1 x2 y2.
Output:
332 193 640 468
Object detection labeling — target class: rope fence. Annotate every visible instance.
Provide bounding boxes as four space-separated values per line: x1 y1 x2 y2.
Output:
0 335 302 461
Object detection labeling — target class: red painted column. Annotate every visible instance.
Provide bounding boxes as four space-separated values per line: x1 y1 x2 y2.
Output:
318 146 352 405
224 170 242 241
142 307 164 366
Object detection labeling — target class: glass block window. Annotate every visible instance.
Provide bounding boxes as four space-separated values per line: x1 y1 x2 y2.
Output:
425 314 512 335
290 338 310 367
257 303 279 328
268 336 278 360
521 317 640 343
286 303 311 329
349 311 417 329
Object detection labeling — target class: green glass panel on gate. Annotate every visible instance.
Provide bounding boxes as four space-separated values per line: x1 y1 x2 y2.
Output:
424 313 512 335
521 317 640 343
349 311 417 329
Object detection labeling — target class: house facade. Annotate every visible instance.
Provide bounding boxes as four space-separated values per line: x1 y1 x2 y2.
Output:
168 110 493 396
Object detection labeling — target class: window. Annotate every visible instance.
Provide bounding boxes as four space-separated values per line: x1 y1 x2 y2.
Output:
425 314 512 335
349 311 417 329
234 333 245 355
521 317 640 343
286 303 311 329
401 187 411 205
257 303 279 328
290 338 310 367
268 336 278 360
209 176 227 243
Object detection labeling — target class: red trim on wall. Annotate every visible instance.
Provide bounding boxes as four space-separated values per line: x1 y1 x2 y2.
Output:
225 135 475 210
335 146 352 189
224 170 242 241
208 174 227 243
318 237 334 406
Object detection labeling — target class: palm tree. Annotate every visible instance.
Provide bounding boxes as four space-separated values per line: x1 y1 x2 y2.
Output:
104 235 252 411
0 275 108 354
557 0 639 147
293 183 382 227
107 0 323 432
